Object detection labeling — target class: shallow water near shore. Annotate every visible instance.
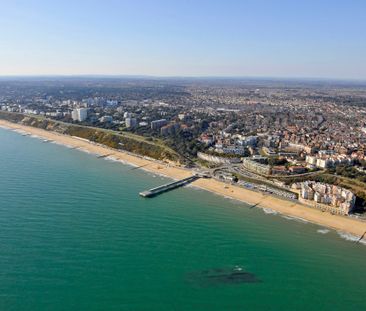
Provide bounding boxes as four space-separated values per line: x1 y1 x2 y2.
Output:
1 127 366 311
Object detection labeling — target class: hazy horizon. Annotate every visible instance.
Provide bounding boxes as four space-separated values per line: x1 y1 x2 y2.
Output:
0 74 366 83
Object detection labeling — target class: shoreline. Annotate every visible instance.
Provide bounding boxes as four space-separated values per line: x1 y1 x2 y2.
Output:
1 119 366 238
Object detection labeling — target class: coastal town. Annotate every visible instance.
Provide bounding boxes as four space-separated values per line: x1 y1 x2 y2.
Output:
3 1 366 309
1 78 366 218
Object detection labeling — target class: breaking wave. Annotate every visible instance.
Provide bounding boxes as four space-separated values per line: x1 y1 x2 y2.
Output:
317 229 330 234
281 215 309 223
337 231 366 245
263 208 278 215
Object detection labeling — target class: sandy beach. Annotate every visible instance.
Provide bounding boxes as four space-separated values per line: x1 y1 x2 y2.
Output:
1 119 366 238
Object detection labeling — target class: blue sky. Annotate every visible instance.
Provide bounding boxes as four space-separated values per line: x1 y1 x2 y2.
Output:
1 0 365 79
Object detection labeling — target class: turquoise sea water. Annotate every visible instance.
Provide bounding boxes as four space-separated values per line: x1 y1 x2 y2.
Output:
1 128 366 311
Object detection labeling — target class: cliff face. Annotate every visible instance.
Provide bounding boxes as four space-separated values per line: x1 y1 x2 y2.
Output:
0 111 180 163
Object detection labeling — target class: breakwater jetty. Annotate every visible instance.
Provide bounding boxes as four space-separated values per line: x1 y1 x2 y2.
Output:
139 175 201 198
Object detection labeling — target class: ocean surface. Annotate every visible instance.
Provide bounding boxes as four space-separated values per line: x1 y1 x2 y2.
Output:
1 127 366 311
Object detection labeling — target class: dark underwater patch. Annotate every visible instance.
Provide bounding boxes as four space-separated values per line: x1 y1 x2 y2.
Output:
186 266 260 287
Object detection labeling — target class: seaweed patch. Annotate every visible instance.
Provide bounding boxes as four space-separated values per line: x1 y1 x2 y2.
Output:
186 266 260 287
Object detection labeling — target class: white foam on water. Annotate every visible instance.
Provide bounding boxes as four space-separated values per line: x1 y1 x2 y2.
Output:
156 172 170 179
140 167 172 180
207 192 244 206
79 148 92 154
78 148 101 157
282 215 309 223
51 141 74 149
103 156 135 167
185 184 203 192
317 229 330 234
126 161 138 168
337 231 366 245
104 156 120 162
263 208 278 215
13 129 29 135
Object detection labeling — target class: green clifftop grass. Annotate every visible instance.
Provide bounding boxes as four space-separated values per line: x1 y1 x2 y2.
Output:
0 111 181 163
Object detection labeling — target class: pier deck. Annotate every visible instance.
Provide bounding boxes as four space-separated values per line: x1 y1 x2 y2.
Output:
139 175 200 198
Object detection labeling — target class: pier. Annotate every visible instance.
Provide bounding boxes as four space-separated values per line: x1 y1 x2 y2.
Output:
139 175 200 198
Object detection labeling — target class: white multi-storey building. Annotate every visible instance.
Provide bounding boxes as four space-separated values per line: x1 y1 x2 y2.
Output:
125 118 137 128
299 181 356 215
71 108 88 122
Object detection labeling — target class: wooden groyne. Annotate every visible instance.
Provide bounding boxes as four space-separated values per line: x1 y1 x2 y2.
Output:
356 231 366 244
97 153 113 159
249 202 260 209
130 163 151 170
